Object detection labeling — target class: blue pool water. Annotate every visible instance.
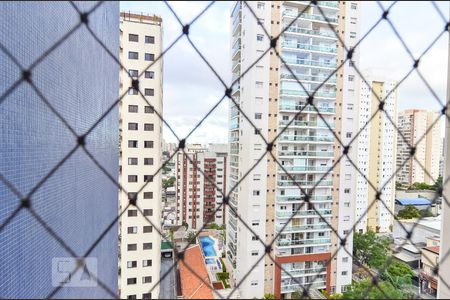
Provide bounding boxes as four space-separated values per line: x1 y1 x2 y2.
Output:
205 258 216 264
200 236 216 257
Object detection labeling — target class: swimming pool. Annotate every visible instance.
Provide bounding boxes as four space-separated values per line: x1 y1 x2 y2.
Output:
199 236 216 257
205 258 216 264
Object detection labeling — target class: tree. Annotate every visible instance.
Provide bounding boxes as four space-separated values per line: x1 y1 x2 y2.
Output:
186 231 197 244
397 205 421 219
410 182 433 190
432 175 443 191
353 231 390 268
264 294 275 299
382 260 416 298
343 280 405 299
163 176 176 189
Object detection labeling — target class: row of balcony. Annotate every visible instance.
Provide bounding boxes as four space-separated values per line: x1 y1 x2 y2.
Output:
282 10 338 24
279 104 335 113
276 195 332 202
277 179 333 187
278 120 335 128
284 25 337 39
281 266 327 278
280 73 336 84
282 56 337 69
275 223 330 233
278 135 334 142
288 1 339 9
281 281 327 293
276 209 332 218
277 237 331 247
282 42 336 54
280 165 331 172
280 88 336 99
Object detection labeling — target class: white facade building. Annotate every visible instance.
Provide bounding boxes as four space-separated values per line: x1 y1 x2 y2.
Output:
176 147 228 230
355 75 398 233
118 12 163 299
227 1 360 298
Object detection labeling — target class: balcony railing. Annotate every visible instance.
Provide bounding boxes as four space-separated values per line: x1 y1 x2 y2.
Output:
282 10 338 24
276 195 333 202
284 25 337 39
275 223 330 233
282 56 337 69
281 281 327 293
278 120 335 128
280 73 336 84
281 165 331 172
277 179 333 187
281 267 327 277
277 237 331 246
282 42 337 54
279 104 335 113
278 135 334 142
280 88 336 99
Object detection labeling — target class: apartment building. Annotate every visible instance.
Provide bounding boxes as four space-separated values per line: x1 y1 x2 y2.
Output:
396 109 442 186
176 145 228 230
355 75 398 233
227 1 360 298
118 12 163 299
0 2 119 298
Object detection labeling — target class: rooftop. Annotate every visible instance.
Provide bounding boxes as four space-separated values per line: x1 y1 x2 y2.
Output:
424 246 440 255
395 198 432 206
120 11 162 23
179 245 214 299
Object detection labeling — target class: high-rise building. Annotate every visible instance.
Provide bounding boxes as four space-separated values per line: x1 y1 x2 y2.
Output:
0 2 119 298
396 109 442 186
355 75 398 233
118 12 163 299
176 146 228 230
228 1 360 298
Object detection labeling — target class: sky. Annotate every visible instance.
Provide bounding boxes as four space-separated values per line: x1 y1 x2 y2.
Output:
120 1 449 144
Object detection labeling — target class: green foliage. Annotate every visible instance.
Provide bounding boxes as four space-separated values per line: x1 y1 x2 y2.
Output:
264 294 275 299
219 257 227 273
433 176 443 191
186 231 197 244
205 223 226 230
410 182 433 190
353 231 390 268
381 260 416 297
420 209 433 218
397 205 421 219
343 280 405 299
216 272 230 288
163 176 176 189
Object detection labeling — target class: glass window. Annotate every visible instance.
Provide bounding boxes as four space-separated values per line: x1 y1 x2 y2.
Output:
143 243 152 250
143 226 153 233
143 209 153 216
145 53 154 61
127 244 137 251
144 123 154 131
144 158 153 165
145 71 154 79
145 106 154 113
128 210 138 217
128 157 138 165
128 69 138 77
128 123 138 130
257 34 264 41
144 88 154 96
144 141 154 148
129 34 139 42
127 278 137 285
128 175 138 182
127 261 137 268
128 105 138 113
143 192 153 199
128 51 138 60
128 140 138 148
145 35 155 44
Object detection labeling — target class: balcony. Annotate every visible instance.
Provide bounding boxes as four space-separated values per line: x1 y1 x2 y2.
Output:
276 237 331 247
285 1 339 9
281 267 327 278
275 223 330 233
282 10 338 24
276 195 333 203
279 104 335 114
232 59 241 72
278 120 335 128
280 165 330 173
278 134 334 143
277 179 333 187
280 88 336 99
282 56 337 69
230 123 239 130
281 281 327 293
282 42 337 54
280 73 336 84
276 209 332 218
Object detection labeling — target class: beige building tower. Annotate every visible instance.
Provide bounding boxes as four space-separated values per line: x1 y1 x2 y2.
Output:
118 12 163 299
356 75 398 233
396 109 442 186
228 1 361 298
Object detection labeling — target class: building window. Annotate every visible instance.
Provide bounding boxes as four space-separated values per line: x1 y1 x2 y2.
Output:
251 250 258 256
128 88 138 95
350 32 356 39
347 103 354 111
255 113 262 119
145 88 154 96
145 106 154 113
145 35 155 44
342 271 348 276
144 192 153 199
143 276 152 284
145 53 154 61
128 69 138 77
255 81 263 88
144 158 154 165
128 175 138 183
128 105 138 113
144 175 153 182
128 123 138 130
344 202 350 207
144 123 154 131
127 278 137 285
143 259 152 267
257 34 264 41
129 34 139 42
253 190 260 196
351 2 357 9
144 141 154 148
142 293 152 299
252 221 259 226
143 209 153 216
128 51 138 60
128 226 138 234
128 157 138 165
257 2 264 9
143 243 152 250
128 210 138 217
127 244 137 251
127 261 137 268
128 140 138 148
128 192 137 201
145 71 154 79
342 257 349 263
344 188 350 193
348 75 354 82
143 226 153 233
127 295 136 300
251 281 258 286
